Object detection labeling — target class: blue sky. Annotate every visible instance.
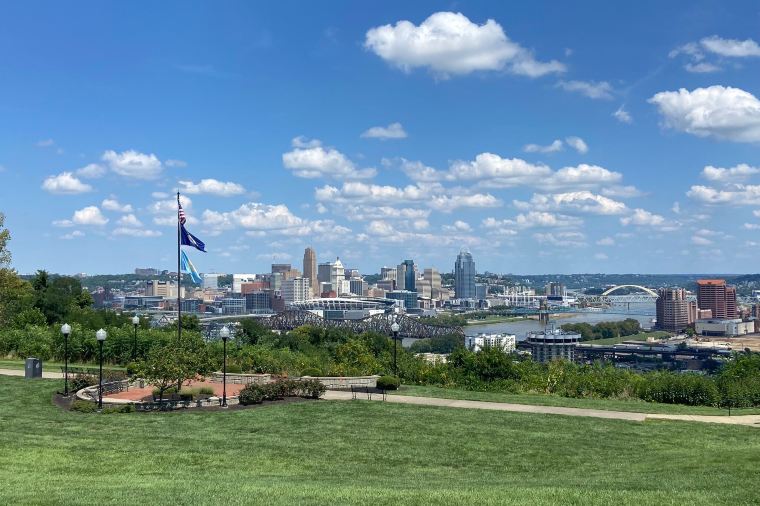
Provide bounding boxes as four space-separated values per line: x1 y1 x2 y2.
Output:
2 1 760 275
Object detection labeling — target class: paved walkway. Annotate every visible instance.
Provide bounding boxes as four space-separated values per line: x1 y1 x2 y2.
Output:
0 368 64 379
2 369 758 426
323 391 760 427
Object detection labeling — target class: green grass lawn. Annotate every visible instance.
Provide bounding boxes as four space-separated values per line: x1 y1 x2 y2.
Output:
0 359 125 372
393 384 760 416
583 330 671 345
1 376 759 505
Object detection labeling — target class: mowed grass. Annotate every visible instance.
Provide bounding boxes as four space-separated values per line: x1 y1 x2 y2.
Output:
393 384 760 416
1 376 759 505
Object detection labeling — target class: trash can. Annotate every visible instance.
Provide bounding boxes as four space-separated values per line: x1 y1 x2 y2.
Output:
25 358 42 379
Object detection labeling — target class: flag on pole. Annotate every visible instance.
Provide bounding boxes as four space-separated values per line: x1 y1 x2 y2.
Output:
180 250 203 284
180 224 206 252
178 201 187 225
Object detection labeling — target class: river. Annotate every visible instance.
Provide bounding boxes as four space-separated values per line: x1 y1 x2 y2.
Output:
402 304 656 347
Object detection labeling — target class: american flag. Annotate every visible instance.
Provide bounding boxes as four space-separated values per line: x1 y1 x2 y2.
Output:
178 202 186 225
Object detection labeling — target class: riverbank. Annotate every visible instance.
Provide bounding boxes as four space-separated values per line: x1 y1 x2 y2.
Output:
466 313 576 326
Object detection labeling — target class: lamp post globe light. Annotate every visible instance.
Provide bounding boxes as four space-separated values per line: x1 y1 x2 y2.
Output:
60 323 71 396
131 315 140 361
391 321 400 376
219 325 230 408
96 328 107 409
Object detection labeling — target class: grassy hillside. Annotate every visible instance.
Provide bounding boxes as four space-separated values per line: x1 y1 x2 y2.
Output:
0 376 758 505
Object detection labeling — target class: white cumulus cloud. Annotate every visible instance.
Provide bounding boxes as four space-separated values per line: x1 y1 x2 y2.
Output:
102 198 133 213
524 139 563 153
282 138 376 179
364 11 565 78
620 208 665 227
649 86 760 143
701 164 759 183
361 122 407 140
613 106 633 123
179 179 246 196
41 172 93 194
102 149 163 179
565 136 588 154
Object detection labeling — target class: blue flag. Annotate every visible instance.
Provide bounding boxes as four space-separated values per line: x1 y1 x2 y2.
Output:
180 250 203 284
180 224 206 252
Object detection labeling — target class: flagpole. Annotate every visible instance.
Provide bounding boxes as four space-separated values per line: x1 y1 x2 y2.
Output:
177 191 182 344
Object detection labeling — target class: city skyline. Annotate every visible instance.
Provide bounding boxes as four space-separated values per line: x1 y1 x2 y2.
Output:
3 2 760 275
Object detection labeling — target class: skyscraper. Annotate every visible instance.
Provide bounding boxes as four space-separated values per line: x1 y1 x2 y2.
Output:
331 258 345 294
656 288 691 332
697 279 737 319
303 247 317 297
454 249 476 299
397 259 416 292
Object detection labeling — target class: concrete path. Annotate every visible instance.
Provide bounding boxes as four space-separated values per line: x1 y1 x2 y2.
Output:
323 390 760 427
2 368 758 426
0 368 64 379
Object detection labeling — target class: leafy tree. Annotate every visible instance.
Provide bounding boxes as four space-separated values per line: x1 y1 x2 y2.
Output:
0 212 10 267
138 338 213 401
0 269 36 328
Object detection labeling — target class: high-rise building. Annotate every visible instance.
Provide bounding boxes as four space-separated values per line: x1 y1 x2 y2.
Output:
145 280 184 298
454 249 476 299
271 263 291 274
202 273 220 290
387 290 418 310
475 283 488 301
656 288 691 332
397 259 416 292
545 282 566 297
303 247 317 297
423 268 442 300
317 262 332 285
381 266 397 281
331 258 345 294
283 277 311 305
233 274 258 293
697 279 737 319
349 279 366 296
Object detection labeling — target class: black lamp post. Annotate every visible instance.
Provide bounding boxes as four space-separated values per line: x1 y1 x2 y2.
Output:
60 323 71 396
220 325 230 408
96 328 107 409
131 315 140 360
391 321 400 376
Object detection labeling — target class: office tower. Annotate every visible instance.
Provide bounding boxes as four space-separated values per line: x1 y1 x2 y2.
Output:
545 282 566 297
475 283 487 301
232 274 257 293
330 258 345 293
454 249 476 299
697 279 737 319
303 247 317 297
422 268 442 299
202 273 220 290
318 262 332 285
349 279 366 296
396 259 416 292
381 266 397 281
656 288 690 332
271 263 292 274
283 277 311 305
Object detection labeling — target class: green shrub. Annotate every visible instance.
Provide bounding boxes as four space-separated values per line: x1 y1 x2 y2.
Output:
71 400 97 413
125 362 139 376
102 404 135 414
196 386 214 396
300 367 322 377
377 375 400 390
226 364 243 374
238 383 266 405
152 386 178 399
178 389 195 401
70 373 96 392
299 379 326 399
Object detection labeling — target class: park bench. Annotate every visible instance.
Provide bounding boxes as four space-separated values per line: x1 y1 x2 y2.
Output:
350 385 386 401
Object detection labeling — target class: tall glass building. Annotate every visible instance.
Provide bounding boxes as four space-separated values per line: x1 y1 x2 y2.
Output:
454 249 476 299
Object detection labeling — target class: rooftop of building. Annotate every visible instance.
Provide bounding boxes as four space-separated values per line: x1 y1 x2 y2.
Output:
696 279 727 285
